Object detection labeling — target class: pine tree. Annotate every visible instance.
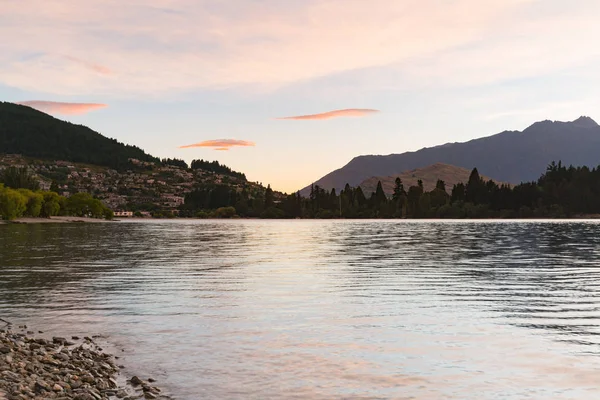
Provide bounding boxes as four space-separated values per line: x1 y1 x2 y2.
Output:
392 177 405 201
435 179 446 192
264 184 274 209
374 181 387 205
465 168 484 204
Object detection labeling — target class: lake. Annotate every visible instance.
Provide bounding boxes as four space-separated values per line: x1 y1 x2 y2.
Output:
2 220 600 399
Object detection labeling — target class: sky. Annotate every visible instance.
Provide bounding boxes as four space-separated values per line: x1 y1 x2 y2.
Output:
2 0 600 193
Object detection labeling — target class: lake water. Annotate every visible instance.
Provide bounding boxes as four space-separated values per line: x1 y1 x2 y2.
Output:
2 220 600 399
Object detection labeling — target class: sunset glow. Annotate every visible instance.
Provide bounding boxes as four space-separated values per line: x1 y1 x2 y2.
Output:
179 139 256 151
2 0 600 192
17 101 107 115
277 109 380 120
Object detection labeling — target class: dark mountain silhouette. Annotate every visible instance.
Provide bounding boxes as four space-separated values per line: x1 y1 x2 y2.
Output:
300 116 600 195
0 102 159 169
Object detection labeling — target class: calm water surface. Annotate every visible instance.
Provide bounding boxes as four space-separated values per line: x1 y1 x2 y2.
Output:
2 220 600 399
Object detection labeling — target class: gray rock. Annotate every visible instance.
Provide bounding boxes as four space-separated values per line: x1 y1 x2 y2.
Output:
130 376 143 386
52 337 67 345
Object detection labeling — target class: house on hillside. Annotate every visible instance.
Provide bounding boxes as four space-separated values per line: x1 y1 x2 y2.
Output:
113 211 134 217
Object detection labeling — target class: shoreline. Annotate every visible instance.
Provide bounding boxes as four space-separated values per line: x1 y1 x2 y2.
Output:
0 217 114 225
3 215 600 225
0 322 171 400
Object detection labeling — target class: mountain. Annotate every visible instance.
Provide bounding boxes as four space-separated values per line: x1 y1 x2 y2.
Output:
0 102 158 169
301 116 600 195
359 163 502 195
0 102 276 217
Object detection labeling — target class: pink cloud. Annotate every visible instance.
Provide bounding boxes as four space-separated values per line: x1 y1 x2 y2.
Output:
63 55 112 75
276 108 379 120
179 139 256 151
17 101 107 115
4 1 596 97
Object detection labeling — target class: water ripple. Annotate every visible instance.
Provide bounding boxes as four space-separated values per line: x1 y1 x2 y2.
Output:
2 220 600 399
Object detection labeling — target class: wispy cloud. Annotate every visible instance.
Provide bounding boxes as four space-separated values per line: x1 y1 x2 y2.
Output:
179 139 256 151
63 55 112 75
5 0 592 97
276 108 379 120
17 101 107 115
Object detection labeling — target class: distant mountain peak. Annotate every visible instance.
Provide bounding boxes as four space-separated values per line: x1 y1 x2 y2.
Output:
300 114 600 194
572 116 598 128
524 116 599 132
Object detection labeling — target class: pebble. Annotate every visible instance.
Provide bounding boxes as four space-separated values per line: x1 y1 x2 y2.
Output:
0 327 172 400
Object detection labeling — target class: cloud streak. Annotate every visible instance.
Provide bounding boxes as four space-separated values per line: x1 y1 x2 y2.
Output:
63 55 112 75
17 101 107 115
276 108 379 120
2 0 585 97
179 139 256 151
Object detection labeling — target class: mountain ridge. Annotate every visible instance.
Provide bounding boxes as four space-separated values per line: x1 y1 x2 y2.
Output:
300 116 600 195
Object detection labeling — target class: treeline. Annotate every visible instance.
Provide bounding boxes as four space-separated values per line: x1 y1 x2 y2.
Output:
0 167 113 220
0 186 114 220
179 184 276 218
181 161 600 219
0 102 159 171
161 158 188 169
190 159 247 180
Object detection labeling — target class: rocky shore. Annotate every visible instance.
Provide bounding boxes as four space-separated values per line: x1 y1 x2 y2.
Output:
0 323 171 400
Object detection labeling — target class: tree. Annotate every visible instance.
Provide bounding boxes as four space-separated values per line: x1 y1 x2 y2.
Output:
0 185 27 220
374 181 387 205
213 206 237 218
407 185 424 217
50 180 60 193
392 178 406 201
435 179 446 192
430 186 450 209
0 167 40 190
451 183 466 203
161 158 188 169
17 189 43 217
264 184 274 209
354 186 367 207
41 191 62 217
466 168 485 204
190 159 246 180
65 192 111 218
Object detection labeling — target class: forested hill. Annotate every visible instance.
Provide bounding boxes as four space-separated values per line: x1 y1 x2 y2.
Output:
0 102 159 169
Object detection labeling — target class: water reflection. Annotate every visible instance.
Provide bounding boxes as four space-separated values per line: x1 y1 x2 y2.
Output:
2 220 600 399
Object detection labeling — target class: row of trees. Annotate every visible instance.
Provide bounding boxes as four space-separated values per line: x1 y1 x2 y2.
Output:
179 184 278 218
0 185 113 220
161 158 188 169
180 161 600 219
190 159 247 180
0 167 113 220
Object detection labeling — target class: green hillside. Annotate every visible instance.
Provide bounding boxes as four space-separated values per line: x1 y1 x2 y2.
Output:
0 102 158 169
